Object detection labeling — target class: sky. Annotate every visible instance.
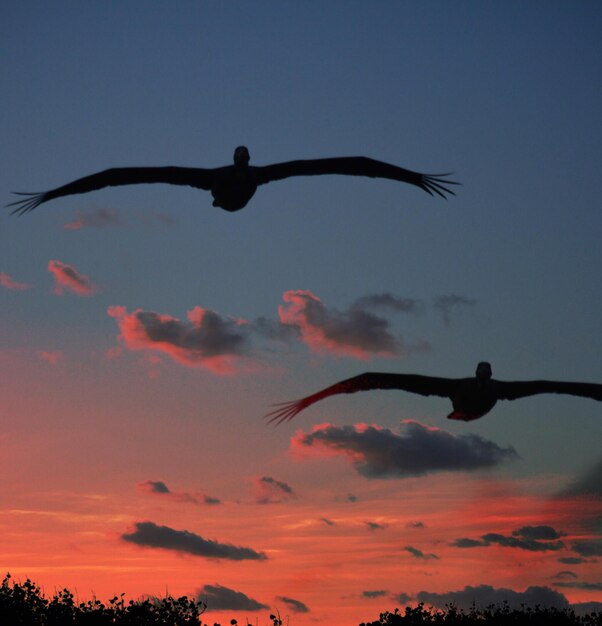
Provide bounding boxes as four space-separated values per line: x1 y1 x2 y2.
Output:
1 2 601 624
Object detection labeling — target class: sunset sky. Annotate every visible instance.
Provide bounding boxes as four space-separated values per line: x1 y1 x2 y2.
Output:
2 2 601 624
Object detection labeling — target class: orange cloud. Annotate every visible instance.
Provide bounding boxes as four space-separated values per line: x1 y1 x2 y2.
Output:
107 305 253 374
48 260 97 296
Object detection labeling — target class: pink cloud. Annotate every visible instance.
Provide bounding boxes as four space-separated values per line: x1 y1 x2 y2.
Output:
107 305 253 375
39 350 63 365
278 290 402 359
290 420 517 478
0 272 32 291
48 260 97 296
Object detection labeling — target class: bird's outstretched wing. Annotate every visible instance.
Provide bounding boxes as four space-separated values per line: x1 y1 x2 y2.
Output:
495 380 602 402
265 372 456 426
7 166 216 215
253 157 459 198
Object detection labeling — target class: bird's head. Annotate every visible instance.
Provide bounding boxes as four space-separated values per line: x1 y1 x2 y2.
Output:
475 361 492 381
233 145 250 167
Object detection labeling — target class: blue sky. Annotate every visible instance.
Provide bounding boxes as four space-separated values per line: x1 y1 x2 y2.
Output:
2 2 601 622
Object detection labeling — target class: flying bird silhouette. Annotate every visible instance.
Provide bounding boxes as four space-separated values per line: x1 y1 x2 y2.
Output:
7 146 458 215
266 362 602 425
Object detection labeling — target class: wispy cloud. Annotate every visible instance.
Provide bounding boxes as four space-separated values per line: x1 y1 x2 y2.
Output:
48 260 97 296
107 305 253 374
137 480 220 505
352 293 424 315
452 525 566 552
0 271 32 291
197 584 268 611
362 590 388 599
554 581 602 591
253 476 296 505
404 545 439 560
276 596 309 614
433 294 476 325
291 420 517 478
551 571 578 580
121 521 266 560
64 208 120 230
558 557 592 565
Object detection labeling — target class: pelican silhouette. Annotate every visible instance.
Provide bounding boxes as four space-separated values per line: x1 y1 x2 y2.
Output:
7 146 458 215
266 362 602 425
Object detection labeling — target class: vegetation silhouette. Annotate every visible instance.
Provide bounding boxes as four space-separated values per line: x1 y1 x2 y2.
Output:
267 361 602 425
7 146 458 215
359 602 602 625
3 575 601 626
0 574 286 626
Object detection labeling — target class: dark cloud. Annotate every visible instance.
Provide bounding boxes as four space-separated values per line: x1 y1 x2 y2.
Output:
417 584 569 611
552 571 578 580
121 521 266 560
138 480 170 494
559 457 602 499
252 316 300 342
571 539 602 557
513 525 565 541
137 480 221 506
352 293 423 315
291 421 517 479
254 476 296 504
197 584 268 611
362 590 388 599
404 546 439 560
452 537 487 548
433 294 476 325
64 207 120 230
319 517 335 526
407 521 425 529
259 476 293 494
278 289 405 358
453 525 566 552
276 596 309 613
107 305 252 374
347 493 358 502
481 532 565 552
395 592 412 604
558 557 591 565
554 581 602 591
365 521 387 531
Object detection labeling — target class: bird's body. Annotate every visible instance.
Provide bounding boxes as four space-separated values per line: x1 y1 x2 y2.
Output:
7 146 458 215
266 362 602 425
